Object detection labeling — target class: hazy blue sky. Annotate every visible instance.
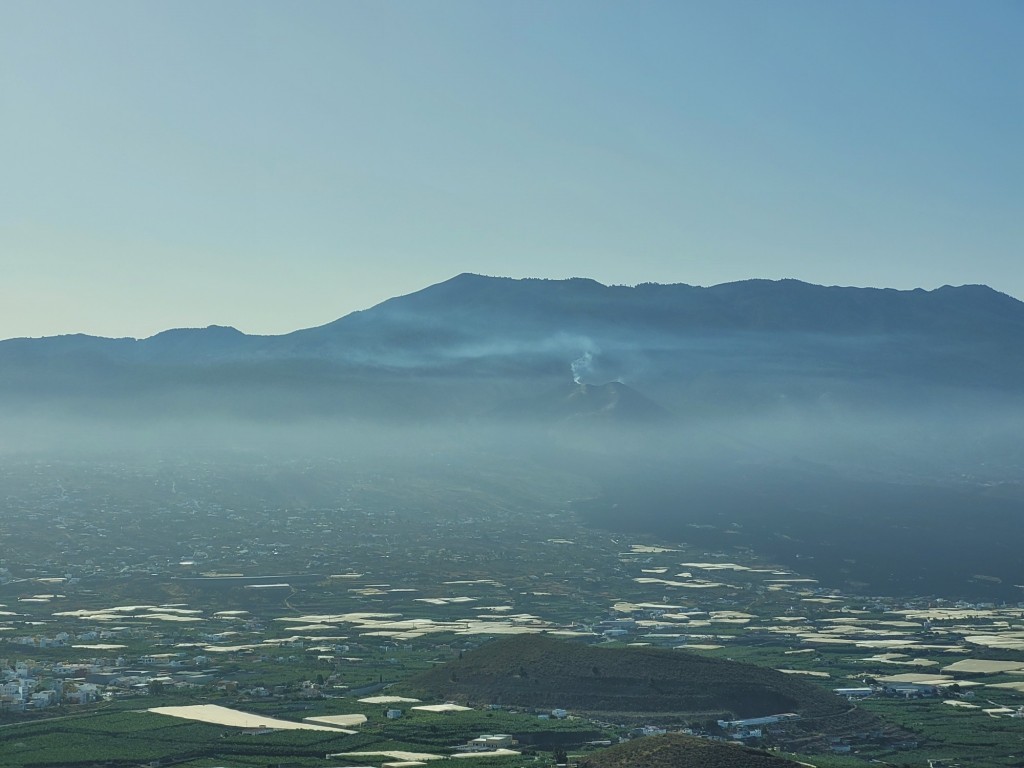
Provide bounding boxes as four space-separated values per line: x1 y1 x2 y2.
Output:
2 1 1021 339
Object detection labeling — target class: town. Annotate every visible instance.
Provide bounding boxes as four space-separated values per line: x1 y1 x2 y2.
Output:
3 454 1024 767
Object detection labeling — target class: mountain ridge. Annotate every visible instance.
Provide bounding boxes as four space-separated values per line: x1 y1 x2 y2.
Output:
4 275 1021 346
3 274 1023 421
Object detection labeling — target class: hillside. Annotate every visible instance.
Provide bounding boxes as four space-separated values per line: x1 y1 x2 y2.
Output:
577 733 800 768
403 634 848 720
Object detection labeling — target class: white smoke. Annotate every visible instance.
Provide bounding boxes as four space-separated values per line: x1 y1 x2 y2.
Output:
571 351 593 385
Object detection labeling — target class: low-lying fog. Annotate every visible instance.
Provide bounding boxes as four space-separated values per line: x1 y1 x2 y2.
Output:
3 384 1023 600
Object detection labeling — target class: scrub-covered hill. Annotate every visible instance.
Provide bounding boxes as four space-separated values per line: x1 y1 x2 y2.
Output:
404 634 849 720
577 733 801 768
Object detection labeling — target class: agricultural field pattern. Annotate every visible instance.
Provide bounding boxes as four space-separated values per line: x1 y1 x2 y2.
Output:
3 450 1024 768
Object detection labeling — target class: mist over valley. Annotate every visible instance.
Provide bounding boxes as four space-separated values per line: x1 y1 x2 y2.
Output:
4 274 1023 600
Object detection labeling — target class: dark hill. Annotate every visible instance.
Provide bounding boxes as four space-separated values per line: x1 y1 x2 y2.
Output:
578 733 800 768
403 634 847 721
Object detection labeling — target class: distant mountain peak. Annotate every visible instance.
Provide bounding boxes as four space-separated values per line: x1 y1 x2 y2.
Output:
145 324 245 341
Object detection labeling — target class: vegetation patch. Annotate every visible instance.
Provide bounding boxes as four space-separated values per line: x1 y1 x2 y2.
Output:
577 733 800 768
404 634 850 720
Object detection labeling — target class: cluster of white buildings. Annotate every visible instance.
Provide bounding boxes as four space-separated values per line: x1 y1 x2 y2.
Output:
462 734 515 751
1 658 102 712
7 631 72 648
7 626 132 649
716 712 800 741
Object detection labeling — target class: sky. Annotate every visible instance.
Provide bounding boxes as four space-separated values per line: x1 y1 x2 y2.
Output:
1 1 1021 339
